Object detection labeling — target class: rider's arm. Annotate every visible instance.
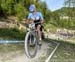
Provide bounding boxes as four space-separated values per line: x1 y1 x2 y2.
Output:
39 12 44 23
27 13 33 24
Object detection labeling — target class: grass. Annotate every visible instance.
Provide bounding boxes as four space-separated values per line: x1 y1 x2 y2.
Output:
0 43 25 62
46 39 75 62
0 39 75 62
37 39 75 62
0 43 24 53
0 28 26 40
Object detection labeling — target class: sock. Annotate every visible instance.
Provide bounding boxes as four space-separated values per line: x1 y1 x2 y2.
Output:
39 38 42 41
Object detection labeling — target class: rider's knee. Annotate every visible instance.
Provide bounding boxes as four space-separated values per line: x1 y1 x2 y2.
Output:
37 26 41 31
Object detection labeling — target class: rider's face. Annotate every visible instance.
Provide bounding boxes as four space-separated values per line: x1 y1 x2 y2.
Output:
31 9 36 13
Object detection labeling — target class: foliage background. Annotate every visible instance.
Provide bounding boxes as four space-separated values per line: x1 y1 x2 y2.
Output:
0 0 75 30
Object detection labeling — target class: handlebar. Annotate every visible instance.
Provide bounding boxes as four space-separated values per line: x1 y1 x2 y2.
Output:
29 22 41 24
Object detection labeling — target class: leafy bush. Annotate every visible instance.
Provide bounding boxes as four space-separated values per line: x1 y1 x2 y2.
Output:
15 3 28 21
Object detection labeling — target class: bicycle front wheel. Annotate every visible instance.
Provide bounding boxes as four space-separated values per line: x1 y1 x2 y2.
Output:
24 32 38 58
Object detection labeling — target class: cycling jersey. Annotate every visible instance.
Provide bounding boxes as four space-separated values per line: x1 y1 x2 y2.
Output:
28 12 43 21
28 12 44 31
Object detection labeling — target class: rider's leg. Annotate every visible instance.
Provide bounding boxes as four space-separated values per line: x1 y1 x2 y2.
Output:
37 25 42 41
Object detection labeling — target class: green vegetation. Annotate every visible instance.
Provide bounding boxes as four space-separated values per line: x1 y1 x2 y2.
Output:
0 0 47 20
0 1 75 62
52 7 75 30
0 0 75 40
50 41 75 62
0 28 26 40
0 0 75 29
0 43 24 53
45 39 75 62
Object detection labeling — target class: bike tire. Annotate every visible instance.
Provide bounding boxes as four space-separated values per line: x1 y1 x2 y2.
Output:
24 32 38 58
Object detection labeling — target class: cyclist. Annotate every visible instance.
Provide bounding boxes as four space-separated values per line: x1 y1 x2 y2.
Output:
27 4 44 44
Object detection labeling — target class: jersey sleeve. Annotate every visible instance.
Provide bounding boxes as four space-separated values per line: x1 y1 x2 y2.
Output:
28 13 31 19
39 12 44 20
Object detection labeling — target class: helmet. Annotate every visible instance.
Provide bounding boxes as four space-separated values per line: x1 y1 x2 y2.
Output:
29 4 36 12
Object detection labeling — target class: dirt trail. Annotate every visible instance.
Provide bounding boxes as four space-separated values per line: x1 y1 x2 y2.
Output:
0 41 53 62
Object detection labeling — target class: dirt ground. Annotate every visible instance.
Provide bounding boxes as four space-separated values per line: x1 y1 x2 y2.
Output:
0 40 55 62
0 39 75 62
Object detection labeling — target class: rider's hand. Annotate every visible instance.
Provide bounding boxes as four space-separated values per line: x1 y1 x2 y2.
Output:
27 19 34 24
41 20 44 23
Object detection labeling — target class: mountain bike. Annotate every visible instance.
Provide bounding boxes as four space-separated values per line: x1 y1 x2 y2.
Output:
24 22 45 58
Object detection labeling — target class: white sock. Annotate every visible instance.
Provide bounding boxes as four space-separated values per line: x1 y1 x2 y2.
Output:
39 38 42 41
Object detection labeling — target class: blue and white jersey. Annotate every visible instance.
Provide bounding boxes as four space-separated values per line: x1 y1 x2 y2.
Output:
28 12 43 21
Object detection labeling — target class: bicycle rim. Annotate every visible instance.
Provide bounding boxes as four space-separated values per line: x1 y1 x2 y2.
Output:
24 32 37 58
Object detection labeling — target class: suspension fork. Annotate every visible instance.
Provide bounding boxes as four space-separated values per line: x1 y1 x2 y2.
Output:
35 30 39 44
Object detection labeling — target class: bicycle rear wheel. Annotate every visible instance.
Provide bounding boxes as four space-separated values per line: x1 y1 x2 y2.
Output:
24 32 38 58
